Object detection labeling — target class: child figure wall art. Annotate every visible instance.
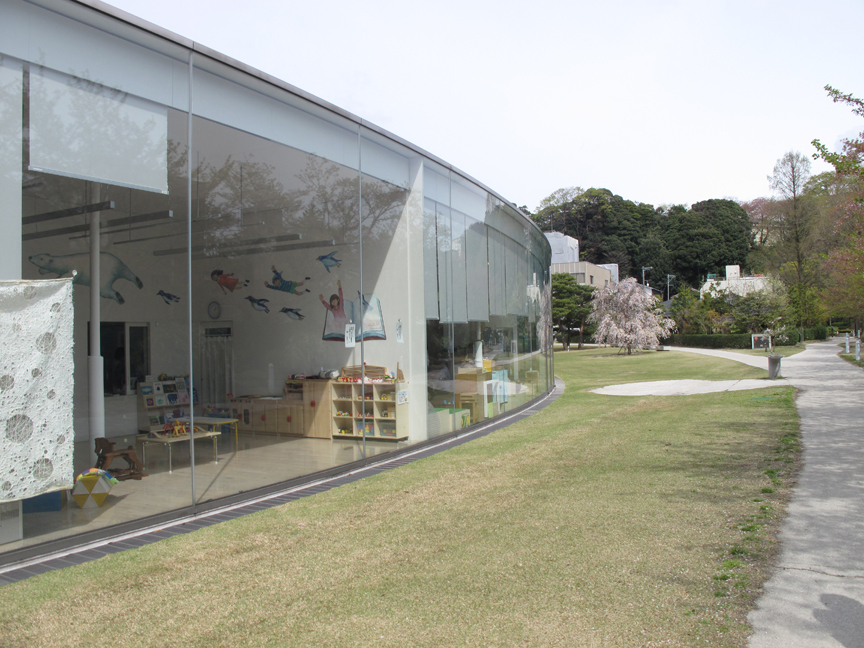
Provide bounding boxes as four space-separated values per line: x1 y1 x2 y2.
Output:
319 280 385 341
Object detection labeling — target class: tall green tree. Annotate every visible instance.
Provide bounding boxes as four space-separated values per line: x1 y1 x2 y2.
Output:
663 200 752 287
536 188 661 277
813 87 864 331
763 151 832 330
551 274 595 350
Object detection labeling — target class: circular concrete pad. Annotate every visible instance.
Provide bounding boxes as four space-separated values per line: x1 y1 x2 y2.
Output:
591 378 789 396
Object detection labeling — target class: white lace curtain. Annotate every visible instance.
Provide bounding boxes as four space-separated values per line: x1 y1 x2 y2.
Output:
0 278 74 502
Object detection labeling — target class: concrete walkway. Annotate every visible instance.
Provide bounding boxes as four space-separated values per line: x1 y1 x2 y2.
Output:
747 340 864 648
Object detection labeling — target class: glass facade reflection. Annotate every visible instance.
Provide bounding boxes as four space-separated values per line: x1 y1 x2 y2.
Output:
0 0 552 560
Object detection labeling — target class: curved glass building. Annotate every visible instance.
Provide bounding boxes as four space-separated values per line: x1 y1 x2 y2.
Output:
0 0 553 560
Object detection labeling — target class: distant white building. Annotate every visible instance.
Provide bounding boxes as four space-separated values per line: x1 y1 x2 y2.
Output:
597 264 619 284
545 231 579 264
700 265 768 296
545 232 618 288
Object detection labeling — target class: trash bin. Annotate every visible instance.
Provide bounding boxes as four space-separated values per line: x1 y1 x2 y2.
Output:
768 354 782 379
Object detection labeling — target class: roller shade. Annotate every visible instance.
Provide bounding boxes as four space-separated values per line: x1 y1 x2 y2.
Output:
29 67 168 193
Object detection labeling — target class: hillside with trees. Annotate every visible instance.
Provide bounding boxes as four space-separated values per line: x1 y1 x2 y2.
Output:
531 189 753 291
541 84 864 338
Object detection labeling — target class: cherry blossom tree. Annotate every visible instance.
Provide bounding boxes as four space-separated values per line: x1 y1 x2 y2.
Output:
588 278 676 354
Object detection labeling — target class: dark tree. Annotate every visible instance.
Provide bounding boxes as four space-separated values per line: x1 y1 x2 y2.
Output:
551 274 595 350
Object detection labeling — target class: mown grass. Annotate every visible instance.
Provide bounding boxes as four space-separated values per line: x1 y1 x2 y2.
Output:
728 346 806 358
0 349 799 647
839 353 864 370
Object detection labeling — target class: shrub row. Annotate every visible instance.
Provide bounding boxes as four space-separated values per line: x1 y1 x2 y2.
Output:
661 334 752 349
662 326 828 349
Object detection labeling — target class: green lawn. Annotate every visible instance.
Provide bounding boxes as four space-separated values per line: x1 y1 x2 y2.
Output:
0 349 799 648
727 346 806 358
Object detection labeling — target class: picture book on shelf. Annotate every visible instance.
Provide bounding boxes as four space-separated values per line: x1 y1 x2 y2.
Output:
323 292 386 341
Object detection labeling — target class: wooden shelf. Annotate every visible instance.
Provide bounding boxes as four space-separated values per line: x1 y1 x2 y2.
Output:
330 382 407 441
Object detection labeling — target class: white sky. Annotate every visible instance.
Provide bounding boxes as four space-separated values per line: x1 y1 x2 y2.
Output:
106 0 864 212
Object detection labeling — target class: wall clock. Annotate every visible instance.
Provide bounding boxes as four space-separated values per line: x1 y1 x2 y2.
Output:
207 301 221 320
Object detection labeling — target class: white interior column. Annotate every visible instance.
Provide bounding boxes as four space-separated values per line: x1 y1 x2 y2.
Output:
88 182 104 461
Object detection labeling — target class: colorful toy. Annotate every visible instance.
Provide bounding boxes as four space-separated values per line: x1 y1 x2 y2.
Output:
72 469 118 508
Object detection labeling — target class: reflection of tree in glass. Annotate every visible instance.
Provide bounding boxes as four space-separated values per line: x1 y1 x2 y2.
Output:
192 152 301 256
360 173 409 243
194 152 408 256
0 59 24 185
294 155 408 245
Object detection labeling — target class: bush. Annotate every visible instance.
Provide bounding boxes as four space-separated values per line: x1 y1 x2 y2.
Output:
804 326 828 340
662 328 825 348
661 334 752 349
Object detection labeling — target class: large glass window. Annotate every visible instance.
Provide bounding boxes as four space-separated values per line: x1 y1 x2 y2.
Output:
0 0 552 560
4 0 191 551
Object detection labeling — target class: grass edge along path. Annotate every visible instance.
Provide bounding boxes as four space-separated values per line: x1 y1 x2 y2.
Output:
0 349 800 648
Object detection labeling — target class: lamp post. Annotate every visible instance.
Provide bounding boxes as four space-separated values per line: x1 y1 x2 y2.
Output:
667 274 675 301
642 266 652 286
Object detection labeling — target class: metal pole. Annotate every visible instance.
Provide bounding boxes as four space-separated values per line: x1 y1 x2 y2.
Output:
641 266 652 286
358 128 365 459
187 50 196 503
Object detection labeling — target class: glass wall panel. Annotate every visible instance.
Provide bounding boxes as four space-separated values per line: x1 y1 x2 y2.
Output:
188 57 365 505
450 209 468 324
359 129 426 444
3 1 191 552
422 196 439 320
436 203 453 324
0 0 553 560
422 162 455 434
465 215 489 322
0 56 23 279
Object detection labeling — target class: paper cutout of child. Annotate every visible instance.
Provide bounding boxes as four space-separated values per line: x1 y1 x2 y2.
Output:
265 266 311 295
211 270 250 294
319 280 348 328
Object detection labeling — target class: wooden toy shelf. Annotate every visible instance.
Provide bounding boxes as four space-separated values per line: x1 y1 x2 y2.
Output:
331 382 408 441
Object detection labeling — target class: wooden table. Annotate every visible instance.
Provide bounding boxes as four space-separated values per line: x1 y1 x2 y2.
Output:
141 430 220 473
177 417 239 445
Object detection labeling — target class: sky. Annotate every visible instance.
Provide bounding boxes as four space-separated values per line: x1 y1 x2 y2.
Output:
105 0 864 212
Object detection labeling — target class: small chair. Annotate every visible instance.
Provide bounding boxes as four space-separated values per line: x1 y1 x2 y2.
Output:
94 438 148 480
